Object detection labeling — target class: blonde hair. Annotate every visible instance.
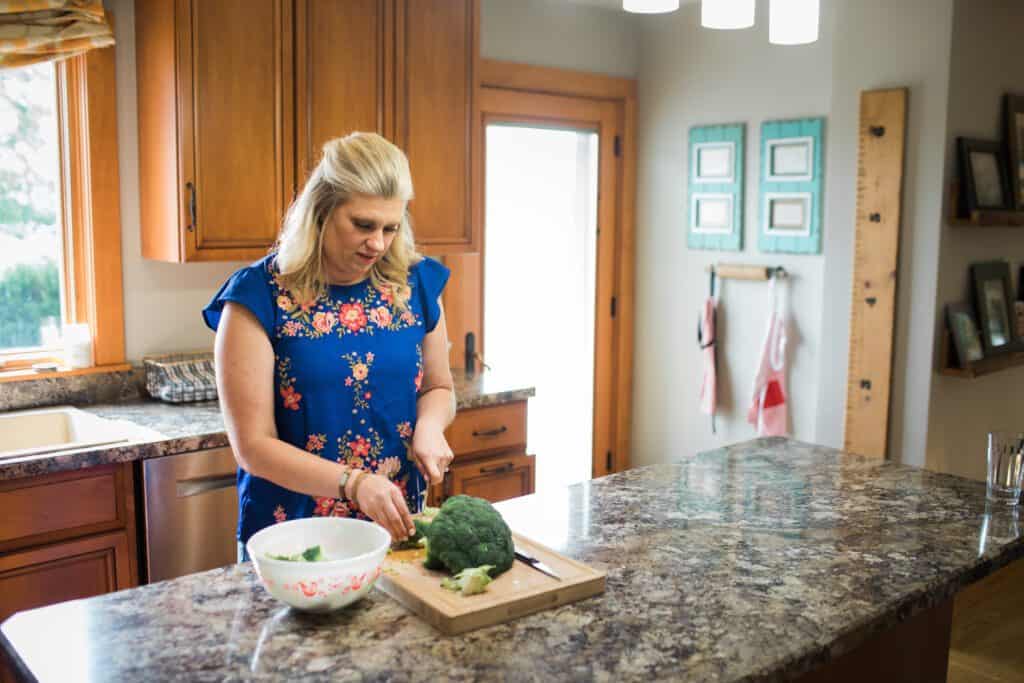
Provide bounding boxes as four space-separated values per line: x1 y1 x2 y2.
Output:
274 132 419 307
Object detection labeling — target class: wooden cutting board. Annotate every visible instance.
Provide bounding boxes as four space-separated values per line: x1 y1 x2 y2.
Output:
375 532 605 635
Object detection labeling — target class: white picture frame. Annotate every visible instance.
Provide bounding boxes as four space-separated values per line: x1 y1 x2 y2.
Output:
766 136 814 182
694 142 735 183
691 193 734 234
763 192 812 237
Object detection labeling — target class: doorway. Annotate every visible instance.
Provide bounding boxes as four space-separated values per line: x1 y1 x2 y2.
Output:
477 85 622 489
483 124 599 492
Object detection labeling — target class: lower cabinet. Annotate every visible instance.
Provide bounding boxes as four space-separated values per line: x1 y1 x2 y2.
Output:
448 452 535 503
0 463 138 625
430 400 536 505
0 530 133 623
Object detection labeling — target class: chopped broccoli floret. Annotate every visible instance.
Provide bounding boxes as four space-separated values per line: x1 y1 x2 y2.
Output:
268 544 326 562
440 565 494 595
416 495 514 577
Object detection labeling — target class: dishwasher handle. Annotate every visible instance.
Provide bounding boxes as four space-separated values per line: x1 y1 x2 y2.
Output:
176 473 237 498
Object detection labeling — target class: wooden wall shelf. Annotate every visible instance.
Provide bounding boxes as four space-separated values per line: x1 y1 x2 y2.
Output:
948 181 1024 227
949 211 1024 228
939 328 1024 379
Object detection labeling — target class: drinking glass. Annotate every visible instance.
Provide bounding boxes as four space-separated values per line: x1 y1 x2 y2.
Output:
986 431 1024 505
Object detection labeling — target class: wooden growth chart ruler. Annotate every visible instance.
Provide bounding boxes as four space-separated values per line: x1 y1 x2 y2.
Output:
843 88 908 459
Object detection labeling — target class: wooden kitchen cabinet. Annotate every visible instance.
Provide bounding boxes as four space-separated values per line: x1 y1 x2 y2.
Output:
295 0 393 183
136 0 479 262
0 464 138 624
137 0 294 262
394 0 479 253
430 401 535 505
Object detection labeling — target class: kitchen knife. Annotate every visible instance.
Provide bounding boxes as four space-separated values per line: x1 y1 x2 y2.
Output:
513 546 561 580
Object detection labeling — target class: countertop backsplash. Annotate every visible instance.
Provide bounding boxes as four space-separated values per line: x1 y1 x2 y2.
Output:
1 366 146 412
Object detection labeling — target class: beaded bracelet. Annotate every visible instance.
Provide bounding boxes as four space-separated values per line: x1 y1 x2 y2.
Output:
347 469 368 503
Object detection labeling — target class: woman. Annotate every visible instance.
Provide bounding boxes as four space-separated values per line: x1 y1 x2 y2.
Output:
203 132 456 557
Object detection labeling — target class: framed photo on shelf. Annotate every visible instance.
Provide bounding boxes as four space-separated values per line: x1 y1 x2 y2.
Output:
946 302 984 368
958 138 1012 215
970 261 1017 355
1005 94 1024 210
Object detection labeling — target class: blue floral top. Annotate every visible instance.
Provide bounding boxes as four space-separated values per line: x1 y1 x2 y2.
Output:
202 254 450 543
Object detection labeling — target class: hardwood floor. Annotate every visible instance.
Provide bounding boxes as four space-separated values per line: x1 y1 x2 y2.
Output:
948 559 1024 682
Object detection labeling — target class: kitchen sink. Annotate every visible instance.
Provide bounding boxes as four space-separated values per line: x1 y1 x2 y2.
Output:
0 406 157 459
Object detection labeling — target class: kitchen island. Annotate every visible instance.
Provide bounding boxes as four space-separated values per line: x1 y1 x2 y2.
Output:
2 438 1021 681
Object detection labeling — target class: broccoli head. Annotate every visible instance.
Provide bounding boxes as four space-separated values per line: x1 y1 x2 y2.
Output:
417 495 514 576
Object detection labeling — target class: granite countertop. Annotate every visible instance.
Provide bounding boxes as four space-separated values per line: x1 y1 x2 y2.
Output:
0 369 534 482
3 438 1021 682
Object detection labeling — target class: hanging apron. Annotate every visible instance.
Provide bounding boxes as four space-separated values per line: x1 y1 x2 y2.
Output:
698 271 717 433
747 276 789 437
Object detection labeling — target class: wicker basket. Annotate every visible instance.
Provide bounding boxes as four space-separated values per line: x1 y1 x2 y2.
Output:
144 351 217 403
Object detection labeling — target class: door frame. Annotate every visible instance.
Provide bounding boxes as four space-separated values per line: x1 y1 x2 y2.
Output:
445 60 637 477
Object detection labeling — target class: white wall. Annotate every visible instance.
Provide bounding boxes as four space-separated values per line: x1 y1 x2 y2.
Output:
816 0 955 469
110 0 245 362
925 0 1024 481
631 1 834 464
481 0 639 77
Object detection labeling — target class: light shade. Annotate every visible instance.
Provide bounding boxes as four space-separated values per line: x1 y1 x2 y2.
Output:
701 0 755 30
623 0 680 13
769 0 820 45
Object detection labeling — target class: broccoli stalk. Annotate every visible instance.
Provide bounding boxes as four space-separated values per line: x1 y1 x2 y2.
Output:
440 565 494 595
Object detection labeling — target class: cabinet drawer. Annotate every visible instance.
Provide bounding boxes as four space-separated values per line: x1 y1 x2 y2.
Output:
447 402 526 457
447 453 535 504
0 530 133 623
0 465 127 552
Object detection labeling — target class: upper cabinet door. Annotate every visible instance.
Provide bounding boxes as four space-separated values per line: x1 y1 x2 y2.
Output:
176 0 294 260
395 0 479 253
296 1 394 186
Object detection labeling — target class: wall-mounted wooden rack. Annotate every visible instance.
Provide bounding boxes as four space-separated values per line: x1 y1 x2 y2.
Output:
706 263 789 281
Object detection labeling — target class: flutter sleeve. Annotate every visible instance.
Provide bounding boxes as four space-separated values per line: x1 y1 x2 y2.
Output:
414 256 451 333
202 263 275 339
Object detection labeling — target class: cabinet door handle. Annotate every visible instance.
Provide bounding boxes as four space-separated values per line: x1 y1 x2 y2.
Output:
472 425 508 438
186 181 197 232
480 462 514 474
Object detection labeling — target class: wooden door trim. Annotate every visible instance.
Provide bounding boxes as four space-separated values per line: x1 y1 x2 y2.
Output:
466 61 637 475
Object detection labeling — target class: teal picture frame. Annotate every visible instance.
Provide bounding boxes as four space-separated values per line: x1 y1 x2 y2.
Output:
688 123 745 251
759 117 824 254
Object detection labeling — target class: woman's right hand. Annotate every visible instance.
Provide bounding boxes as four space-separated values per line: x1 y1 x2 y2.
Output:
350 472 415 541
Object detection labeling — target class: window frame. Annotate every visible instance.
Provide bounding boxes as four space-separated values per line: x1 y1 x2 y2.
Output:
0 45 127 380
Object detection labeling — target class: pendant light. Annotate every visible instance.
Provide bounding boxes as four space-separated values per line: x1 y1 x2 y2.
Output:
623 0 680 13
701 0 755 30
768 0 820 45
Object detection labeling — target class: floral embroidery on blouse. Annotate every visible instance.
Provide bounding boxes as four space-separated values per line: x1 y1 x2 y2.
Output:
268 263 421 340
277 357 301 411
273 505 287 523
414 343 424 392
342 352 374 410
339 429 385 470
305 433 326 454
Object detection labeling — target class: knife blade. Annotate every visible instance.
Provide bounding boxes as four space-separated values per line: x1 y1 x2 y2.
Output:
514 546 561 580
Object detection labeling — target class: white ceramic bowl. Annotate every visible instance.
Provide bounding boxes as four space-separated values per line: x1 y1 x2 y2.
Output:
246 517 391 612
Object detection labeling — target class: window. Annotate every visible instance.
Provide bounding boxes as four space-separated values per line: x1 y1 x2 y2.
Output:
0 63 65 356
0 47 125 378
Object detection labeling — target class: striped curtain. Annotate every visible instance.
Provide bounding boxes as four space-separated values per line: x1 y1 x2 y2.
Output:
0 0 114 69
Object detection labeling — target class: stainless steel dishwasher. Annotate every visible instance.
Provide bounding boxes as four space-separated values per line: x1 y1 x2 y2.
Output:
142 447 239 582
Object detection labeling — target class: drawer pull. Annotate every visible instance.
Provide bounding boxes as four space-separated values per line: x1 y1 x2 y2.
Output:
472 425 508 438
479 463 514 474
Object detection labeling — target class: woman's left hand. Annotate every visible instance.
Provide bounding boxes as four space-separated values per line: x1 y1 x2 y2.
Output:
410 421 454 485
